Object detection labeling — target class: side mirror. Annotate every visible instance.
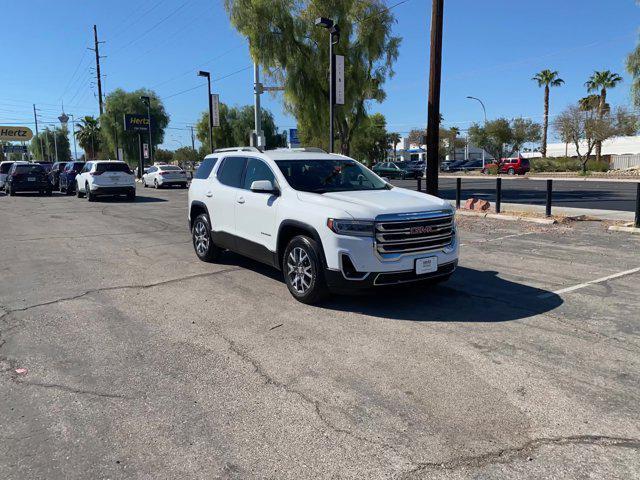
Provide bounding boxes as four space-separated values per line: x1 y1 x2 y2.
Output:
250 180 278 195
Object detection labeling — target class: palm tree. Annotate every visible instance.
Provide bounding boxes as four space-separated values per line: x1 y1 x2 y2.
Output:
532 69 564 158
388 132 401 160
585 70 623 162
449 127 460 161
75 116 101 160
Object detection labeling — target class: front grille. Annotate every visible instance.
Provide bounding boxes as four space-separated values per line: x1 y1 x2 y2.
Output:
375 212 454 256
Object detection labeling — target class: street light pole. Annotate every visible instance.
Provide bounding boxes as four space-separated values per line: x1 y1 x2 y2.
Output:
426 0 444 196
140 96 153 164
466 95 487 167
198 71 214 153
315 17 340 153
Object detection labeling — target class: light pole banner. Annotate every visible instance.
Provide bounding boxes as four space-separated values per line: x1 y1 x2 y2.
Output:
335 55 345 106
211 94 220 127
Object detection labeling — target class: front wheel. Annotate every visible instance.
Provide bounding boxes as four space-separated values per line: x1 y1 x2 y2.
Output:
283 236 328 305
192 214 220 263
143 178 148 188
507 168 515 175
154 179 159 189
86 183 95 202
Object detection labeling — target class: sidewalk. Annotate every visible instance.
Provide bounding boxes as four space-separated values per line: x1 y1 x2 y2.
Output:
446 199 635 222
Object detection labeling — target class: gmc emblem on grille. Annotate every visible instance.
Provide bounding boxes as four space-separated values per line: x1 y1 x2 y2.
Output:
410 225 434 235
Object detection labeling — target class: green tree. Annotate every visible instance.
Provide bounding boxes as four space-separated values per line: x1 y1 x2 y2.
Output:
468 118 541 165
224 0 400 155
75 116 102 160
155 148 174 164
100 88 170 165
585 70 623 162
173 146 200 169
448 126 461 161
532 69 564 157
388 132 401 160
579 94 605 112
350 113 388 165
30 126 72 162
196 104 286 151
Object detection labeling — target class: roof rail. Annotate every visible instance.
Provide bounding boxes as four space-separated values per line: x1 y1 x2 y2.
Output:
268 147 328 153
213 146 261 153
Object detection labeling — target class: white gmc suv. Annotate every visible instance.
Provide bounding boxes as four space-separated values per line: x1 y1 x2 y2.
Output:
188 147 459 304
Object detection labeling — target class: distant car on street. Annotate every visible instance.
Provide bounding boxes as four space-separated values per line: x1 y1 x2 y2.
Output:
142 164 188 188
442 159 469 172
75 161 136 201
4 163 52 196
48 161 68 189
59 161 86 194
482 157 530 175
372 161 408 179
403 161 425 178
457 159 485 172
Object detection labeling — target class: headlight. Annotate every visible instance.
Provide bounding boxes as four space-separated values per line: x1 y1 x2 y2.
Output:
327 219 374 237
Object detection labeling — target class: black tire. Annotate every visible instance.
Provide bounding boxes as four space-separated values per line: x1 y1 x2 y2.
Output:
154 179 159 189
282 235 328 305
66 183 74 195
192 214 221 263
45 189 52 196
76 182 84 198
143 178 148 188
86 183 95 202
127 190 136 202
507 168 515 175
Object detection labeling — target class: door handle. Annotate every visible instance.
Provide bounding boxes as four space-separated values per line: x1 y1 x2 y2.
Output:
237 196 245 204
205 191 213 197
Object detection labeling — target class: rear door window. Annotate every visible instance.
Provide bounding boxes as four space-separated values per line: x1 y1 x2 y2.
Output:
193 157 218 179
217 157 246 188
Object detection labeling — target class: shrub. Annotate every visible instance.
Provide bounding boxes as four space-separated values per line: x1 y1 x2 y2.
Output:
529 157 608 172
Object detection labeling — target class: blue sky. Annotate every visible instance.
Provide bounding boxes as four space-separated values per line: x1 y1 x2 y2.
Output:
0 0 638 153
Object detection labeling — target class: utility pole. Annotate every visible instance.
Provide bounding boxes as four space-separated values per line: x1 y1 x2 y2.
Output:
189 125 195 150
426 0 444 196
253 63 262 148
91 25 105 115
33 104 44 161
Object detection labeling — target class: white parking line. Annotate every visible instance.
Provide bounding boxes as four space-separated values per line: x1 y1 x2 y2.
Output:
538 267 640 298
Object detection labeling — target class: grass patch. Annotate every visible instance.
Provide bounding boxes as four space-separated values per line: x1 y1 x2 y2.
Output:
529 157 609 173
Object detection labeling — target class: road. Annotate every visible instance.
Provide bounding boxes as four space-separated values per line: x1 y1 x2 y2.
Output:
1 187 639 479
392 177 639 212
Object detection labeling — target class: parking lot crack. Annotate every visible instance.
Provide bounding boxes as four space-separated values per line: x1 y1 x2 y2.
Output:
403 435 640 475
12 380 131 399
218 332 410 463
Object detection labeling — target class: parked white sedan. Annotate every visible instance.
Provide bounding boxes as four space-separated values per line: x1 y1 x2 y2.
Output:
142 165 188 189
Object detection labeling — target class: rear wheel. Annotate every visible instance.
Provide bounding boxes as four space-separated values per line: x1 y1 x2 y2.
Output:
507 168 515 175
192 214 221 263
283 236 328 305
127 190 136 201
154 179 159 189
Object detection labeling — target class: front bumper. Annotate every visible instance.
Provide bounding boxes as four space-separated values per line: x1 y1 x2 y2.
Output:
325 260 458 292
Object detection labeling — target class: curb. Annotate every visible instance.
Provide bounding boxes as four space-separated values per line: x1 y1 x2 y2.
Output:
456 209 557 225
608 225 640 234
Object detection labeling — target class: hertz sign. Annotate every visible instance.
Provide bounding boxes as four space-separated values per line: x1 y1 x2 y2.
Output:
123 114 152 133
0 126 33 141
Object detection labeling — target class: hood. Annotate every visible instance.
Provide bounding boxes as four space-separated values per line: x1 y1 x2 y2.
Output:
297 187 451 219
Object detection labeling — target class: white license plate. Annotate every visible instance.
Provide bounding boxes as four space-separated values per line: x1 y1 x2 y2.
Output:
28 177 35 182
416 257 438 275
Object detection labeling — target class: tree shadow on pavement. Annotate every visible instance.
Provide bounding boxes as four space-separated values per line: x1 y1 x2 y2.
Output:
322 267 563 323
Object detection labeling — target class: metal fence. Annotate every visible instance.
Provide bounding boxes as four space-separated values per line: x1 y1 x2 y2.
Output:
611 154 640 170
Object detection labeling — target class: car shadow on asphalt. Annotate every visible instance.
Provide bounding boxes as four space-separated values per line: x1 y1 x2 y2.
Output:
89 195 168 203
215 251 562 323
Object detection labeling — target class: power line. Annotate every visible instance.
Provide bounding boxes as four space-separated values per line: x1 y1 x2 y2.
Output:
161 65 252 100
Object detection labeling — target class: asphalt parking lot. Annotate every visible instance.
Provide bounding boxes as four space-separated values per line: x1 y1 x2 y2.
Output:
1 186 639 479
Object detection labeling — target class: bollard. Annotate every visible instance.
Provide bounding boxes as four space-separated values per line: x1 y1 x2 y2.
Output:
495 177 502 214
417 177 422 193
546 179 553 217
635 183 640 229
456 177 461 209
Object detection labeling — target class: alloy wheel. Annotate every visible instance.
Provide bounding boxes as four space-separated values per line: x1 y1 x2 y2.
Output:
193 220 210 256
287 247 314 295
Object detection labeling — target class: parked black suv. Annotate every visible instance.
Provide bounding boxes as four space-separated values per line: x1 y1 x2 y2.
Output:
4 163 52 196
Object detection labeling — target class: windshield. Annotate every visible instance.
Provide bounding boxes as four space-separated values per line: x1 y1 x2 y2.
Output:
275 159 387 193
